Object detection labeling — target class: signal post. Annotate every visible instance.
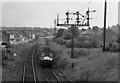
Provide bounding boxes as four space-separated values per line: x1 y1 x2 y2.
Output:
56 8 95 58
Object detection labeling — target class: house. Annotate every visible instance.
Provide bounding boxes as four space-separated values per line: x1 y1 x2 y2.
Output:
32 34 35 39
9 34 14 40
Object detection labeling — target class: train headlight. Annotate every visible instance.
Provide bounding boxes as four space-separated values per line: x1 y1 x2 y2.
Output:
50 58 53 61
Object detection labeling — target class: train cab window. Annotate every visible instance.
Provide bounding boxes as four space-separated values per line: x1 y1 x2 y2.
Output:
41 52 45 56
50 53 53 57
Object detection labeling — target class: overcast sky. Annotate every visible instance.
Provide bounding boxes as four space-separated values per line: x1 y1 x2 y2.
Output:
1 0 119 29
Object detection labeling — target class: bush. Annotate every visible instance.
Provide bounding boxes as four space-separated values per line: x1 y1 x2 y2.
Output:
118 43 120 51
110 43 118 52
65 40 72 48
76 38 100 48
56 37 66 45
63 32 72 40
83 41 92 48
105 42 118 52
90 40 100 48
58 58 70 69
116 36 120 43
55 28 65 38
75 41 91 48
74 42 82 48
78 37 88 42
105 56 118 68
77 37 91 48
69 25 80 38
73 49 89 58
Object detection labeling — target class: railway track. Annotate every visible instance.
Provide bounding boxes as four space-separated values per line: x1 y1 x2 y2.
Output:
42 68 61 83
22 45 37 83
22 41 62 83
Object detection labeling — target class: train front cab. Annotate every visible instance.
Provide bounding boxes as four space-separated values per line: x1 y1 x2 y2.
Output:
39 51 54 68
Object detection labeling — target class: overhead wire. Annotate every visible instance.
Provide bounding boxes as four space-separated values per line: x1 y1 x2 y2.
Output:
78 0 94 26
79 0 94 12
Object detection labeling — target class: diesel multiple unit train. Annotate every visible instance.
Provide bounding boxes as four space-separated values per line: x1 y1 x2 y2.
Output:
38 46 54 67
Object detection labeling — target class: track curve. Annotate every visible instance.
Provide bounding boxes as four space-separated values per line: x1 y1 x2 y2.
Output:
22 44 38 83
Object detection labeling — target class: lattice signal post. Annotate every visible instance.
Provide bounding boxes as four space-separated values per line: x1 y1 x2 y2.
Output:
57 8 95 27
56 8 95 58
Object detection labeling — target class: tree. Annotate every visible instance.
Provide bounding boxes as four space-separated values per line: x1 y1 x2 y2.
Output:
55 28 65 38
92 26 99 31
69 25 79 38
63 29 72 40
88 27 91 29
117 35 120 43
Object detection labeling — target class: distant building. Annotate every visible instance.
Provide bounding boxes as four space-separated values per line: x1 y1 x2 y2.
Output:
10 34 14 40
32 34 35 39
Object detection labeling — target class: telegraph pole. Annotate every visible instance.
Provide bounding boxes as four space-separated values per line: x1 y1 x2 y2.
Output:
71 26 74 58
103 0 107 52
66 11 74 58
54 19 57 36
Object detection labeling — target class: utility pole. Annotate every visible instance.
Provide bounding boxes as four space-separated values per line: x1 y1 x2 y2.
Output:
70 25 76 58
54 19 57 36
66 11 75 58
66 11 74 58
103 0 107 52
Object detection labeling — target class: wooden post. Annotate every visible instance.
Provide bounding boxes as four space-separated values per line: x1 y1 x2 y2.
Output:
72 63 74 68
70 25 74 58
71 31 74 58
103 0 107 52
